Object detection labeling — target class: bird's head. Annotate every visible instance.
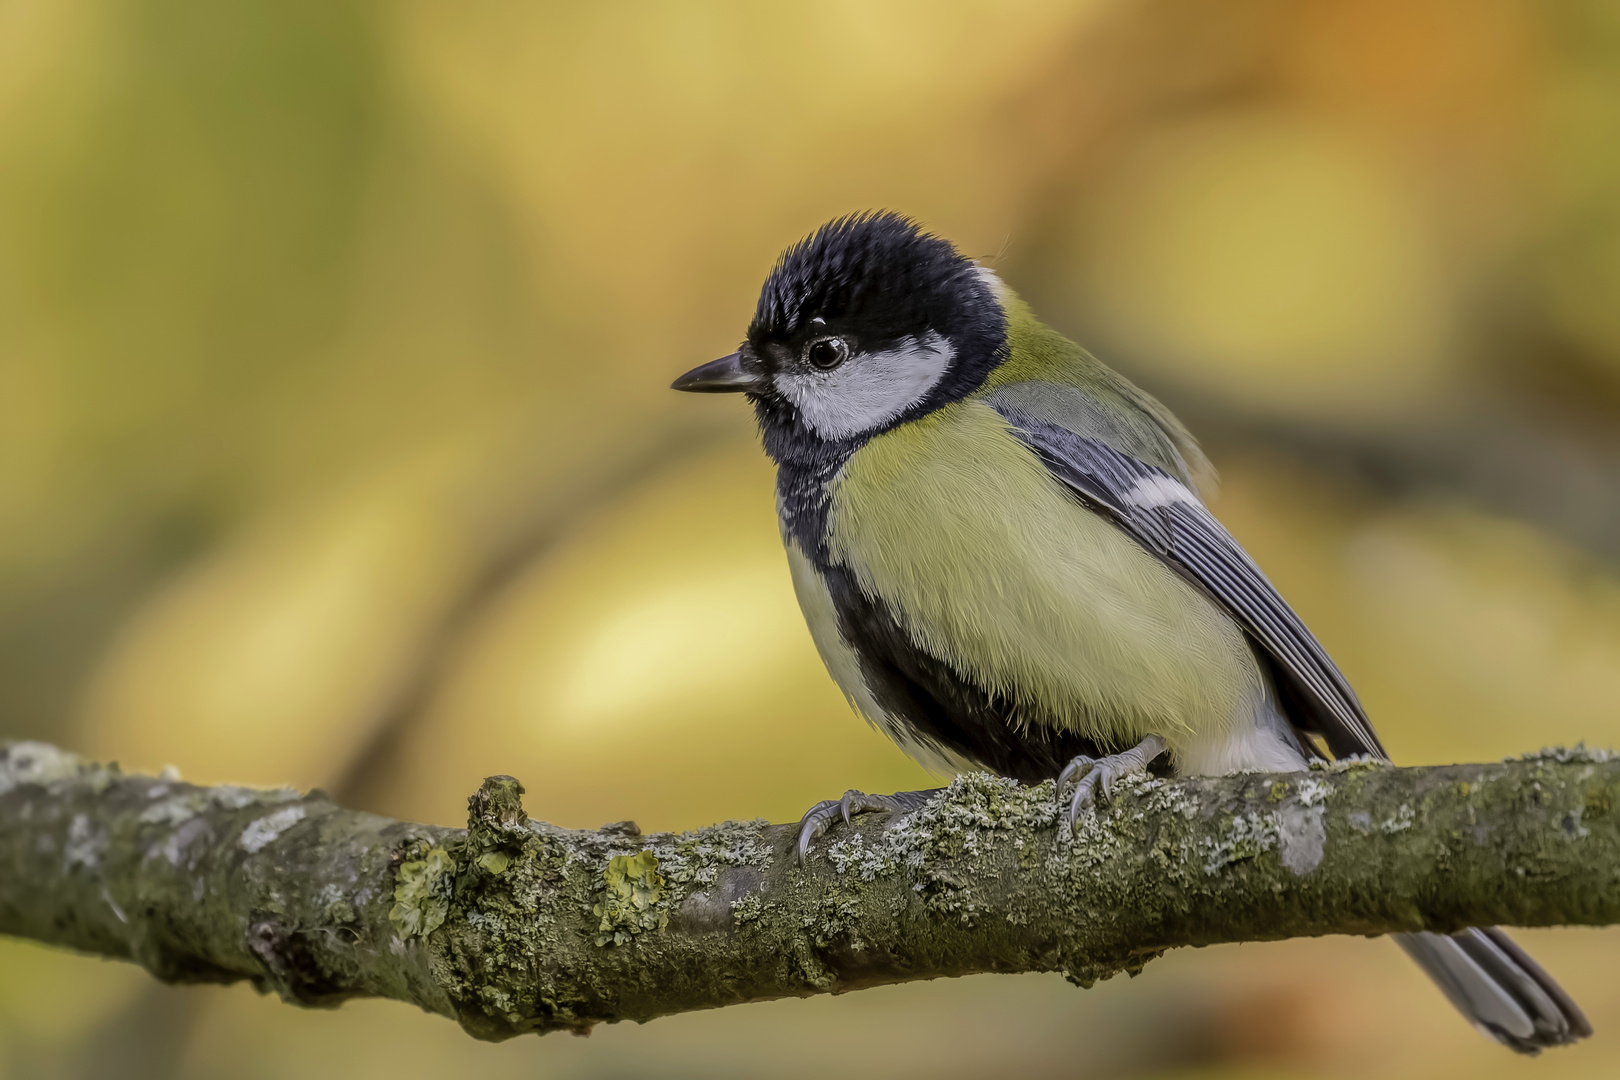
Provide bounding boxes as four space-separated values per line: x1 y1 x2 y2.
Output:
673 212 1006 459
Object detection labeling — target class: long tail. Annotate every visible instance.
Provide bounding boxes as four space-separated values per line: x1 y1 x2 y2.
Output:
1394 928 1592 1053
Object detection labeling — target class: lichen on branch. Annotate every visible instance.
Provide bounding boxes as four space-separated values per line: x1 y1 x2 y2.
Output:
2 740 1618 1041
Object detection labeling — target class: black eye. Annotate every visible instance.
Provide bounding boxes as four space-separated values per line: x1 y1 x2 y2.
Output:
806 337 849 371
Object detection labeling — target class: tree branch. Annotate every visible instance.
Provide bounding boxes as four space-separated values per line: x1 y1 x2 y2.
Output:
2 741 1616 1040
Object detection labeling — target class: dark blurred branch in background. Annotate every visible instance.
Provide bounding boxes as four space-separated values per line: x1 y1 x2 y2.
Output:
55 414 743 1079
3 741 1616 1041
330 414 741 812
1183 391 1620 563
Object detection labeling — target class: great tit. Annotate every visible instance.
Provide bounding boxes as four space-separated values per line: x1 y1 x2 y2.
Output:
672 211 1589 1053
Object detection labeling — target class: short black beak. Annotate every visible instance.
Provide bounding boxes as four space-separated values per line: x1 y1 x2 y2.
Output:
671 351 763 393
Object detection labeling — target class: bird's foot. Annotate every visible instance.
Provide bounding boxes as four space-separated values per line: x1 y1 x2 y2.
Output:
796 788 942 864
1059 734 1168 829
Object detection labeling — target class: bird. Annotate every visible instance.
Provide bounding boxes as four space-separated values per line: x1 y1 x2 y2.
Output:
670 210 1590 1053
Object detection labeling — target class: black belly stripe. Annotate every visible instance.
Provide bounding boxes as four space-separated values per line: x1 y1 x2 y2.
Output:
819 562 1112 784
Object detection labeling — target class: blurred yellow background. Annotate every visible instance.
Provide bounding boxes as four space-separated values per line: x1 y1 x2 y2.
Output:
4 1 1620 1077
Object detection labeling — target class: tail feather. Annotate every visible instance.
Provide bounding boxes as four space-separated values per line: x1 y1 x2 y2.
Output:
1395 928 1591 1054
1475 927 1594 1040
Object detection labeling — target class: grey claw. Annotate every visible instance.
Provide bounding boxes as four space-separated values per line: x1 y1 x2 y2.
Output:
1058 755 1095 790
796 799 840 865
1061 755 1102 828
796 788 942 865
1066 770 1101 829
840 788 884 827
1058 735 1169 830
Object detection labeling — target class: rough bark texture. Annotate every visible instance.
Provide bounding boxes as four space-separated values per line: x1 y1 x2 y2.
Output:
2 741 1617 1041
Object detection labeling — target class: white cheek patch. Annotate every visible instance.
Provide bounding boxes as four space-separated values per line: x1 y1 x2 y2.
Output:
775 333 954 441
1124 474 1198 510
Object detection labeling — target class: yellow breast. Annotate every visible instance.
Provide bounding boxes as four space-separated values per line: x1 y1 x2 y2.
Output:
824 399 1262 751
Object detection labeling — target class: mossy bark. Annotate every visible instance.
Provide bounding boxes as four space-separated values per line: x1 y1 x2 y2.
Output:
3 741 1618 1040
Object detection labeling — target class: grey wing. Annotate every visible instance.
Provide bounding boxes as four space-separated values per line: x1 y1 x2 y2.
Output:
990 400 1387 761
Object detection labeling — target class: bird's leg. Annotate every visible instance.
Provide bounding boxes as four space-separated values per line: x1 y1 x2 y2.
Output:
1059 734 1168 828
796 788 942 864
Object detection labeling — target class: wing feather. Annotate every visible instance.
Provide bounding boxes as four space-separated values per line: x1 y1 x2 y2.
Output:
991 400 1387 760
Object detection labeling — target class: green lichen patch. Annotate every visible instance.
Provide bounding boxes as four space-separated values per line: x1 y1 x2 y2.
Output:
463 776 533 868
391 844 457 940
803 894 863 945
1295 777 1330 807
1309 754 1386 773
239 805 308 853
138 791 210 826
209 784 300 810
469 776 529 834
1200 811 1279 875
1515 744 1614 765
824 774 1059 883
1586 786 1612 818
810 775 1058 941
0 742 118 795
1381 804 1416 833
827 832 896 880
593 850 668 946
653 817 774 889
1135 777 1201 820
730 892 772 924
